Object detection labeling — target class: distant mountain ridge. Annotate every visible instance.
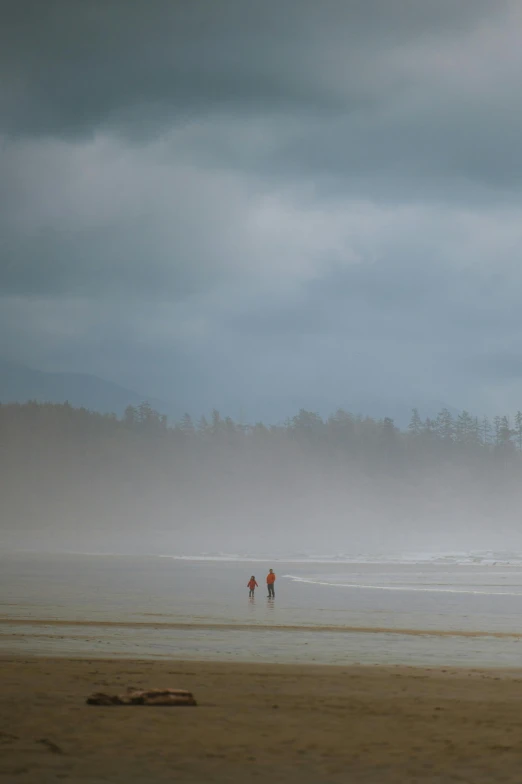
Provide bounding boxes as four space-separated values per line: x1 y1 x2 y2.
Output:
0 358 459 427
0 358 179 420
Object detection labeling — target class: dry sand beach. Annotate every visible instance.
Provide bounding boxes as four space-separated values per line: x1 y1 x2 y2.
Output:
3 657 522 784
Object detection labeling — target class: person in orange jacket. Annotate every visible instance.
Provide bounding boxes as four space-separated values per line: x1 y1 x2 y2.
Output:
247 576 258 597
266 568 276 598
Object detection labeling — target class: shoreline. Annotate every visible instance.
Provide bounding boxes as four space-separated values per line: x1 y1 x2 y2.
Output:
2 656 522 783
2 616 521 638
2 653 522 673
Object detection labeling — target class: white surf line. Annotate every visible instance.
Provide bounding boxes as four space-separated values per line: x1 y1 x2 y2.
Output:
159 555 522 567
284 575 522 596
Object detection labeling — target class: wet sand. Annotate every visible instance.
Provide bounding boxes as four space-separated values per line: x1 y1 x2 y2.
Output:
4 617 522 667
5 553 522 667
3 616 522 636
2 656 522 784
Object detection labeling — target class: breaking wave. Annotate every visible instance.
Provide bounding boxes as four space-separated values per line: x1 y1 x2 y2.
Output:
159 550 522 566
283 574 522 596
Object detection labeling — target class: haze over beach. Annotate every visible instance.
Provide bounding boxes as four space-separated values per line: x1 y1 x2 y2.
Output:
3 399 522 555
3 1 522 782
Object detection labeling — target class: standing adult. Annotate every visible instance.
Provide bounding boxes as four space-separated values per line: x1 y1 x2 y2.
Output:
266 568 276 598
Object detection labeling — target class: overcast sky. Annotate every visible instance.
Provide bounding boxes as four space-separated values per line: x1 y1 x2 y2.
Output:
2 0 522 421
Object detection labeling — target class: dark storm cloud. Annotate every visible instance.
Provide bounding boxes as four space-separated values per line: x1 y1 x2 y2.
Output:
2 0 517 223
2 0 522 416
0 0 506 139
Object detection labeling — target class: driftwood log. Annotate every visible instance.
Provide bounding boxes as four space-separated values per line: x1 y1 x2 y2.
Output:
86 688 197 706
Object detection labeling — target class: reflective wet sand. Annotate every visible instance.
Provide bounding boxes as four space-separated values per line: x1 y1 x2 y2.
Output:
2 552 522 666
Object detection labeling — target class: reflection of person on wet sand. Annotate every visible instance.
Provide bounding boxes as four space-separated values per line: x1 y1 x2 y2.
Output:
247 576 258 597
266 569 276 598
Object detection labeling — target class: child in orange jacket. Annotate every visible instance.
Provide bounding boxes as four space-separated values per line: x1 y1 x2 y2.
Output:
247 576 258 597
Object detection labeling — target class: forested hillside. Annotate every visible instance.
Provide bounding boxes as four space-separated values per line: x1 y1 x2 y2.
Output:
2 401 522 554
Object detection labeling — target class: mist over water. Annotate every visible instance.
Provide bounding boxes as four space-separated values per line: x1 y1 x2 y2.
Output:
2 403 522 559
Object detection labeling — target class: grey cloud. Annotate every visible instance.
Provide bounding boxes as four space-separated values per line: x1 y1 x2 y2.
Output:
0 136 261 300
3 0 522 419
0 0 506 139
0 219 215 299
0 293 209 402
216 263 437 349
208 256 522 396
273 107 522 198
461 353 522 382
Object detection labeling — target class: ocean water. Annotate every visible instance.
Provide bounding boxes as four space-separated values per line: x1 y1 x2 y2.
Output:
1 551 522 666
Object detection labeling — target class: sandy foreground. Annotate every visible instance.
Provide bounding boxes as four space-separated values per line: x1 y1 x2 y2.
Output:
2 658 522 784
